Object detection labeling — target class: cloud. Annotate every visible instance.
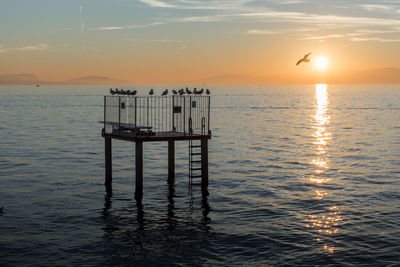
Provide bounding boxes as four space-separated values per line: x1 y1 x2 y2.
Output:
0 44 49 53
247 29 281 35
350 37 400 42
89 22 165 31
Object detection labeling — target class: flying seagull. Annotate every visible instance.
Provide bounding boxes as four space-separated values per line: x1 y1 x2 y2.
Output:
296 52 311 65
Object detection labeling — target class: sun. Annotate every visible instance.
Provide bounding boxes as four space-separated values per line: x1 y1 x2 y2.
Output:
315 56 329 70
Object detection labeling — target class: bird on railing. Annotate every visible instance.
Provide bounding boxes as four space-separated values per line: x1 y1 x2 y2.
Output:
120 89 126 95
110 88 116 95
198 88 204 95
178 89 185 95
130 90 137 96
172 89 178 95
149 88 154 95
161 89 168 96
115 88 121 94
206 89 210 95
193 88 198 94
186 87 192 94
126 89 131 95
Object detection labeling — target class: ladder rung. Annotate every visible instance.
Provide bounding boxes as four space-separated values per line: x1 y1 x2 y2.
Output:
189 182 202 186
191 160 202 163
190 175 202 178
190 168 202 171
190 152 202 155
190 145 201 148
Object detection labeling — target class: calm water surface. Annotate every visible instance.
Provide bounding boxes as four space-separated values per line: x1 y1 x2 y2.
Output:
1 84 400 266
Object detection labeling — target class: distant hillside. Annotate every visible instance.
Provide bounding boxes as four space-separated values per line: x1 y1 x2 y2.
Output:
0 73 39 85
67 76 128 85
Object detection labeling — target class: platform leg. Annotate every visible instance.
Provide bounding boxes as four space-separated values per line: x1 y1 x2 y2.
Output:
105 137 112 189
201 138 209 196
168 140 175 184
135 141 143 202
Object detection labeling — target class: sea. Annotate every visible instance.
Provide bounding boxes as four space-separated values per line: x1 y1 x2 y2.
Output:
0 84 399 266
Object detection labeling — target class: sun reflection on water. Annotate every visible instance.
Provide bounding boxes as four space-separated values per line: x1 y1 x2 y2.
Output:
306 84 341 254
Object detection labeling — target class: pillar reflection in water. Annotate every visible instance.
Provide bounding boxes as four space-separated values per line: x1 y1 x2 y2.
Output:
305 84 342 254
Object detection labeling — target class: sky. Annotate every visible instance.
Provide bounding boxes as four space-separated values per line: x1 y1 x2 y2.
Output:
1 0 400 84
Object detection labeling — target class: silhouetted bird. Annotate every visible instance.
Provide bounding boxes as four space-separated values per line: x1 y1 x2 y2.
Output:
149 89 154 95
110 88 116 95
186 87 192 94
115 88 121 94
121 89 127 95
206 89 210 95
193 88 198 94
172 89 178 95
178 89 185 95
198 88 204 95
161 89 168 96
126 90 131 95
130 90 137 96
296 52 311 65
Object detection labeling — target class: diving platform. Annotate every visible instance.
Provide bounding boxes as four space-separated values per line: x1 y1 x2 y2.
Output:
101 94 211 201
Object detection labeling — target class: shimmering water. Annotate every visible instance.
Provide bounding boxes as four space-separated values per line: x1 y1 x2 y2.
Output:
1 84 400 266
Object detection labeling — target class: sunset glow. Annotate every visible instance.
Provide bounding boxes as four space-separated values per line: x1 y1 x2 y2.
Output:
1 1 400 84
315 57 329 70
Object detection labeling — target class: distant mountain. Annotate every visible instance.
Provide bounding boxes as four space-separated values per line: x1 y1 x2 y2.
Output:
67 76 128 85
0 73 39 84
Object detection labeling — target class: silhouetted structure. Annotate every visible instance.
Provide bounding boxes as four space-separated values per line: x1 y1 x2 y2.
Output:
101 94 211 201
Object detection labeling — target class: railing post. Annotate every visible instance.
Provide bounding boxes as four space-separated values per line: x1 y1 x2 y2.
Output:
118 96 121 130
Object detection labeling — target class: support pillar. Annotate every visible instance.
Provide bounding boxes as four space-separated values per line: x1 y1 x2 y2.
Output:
105 137 112 189
168 140 175 184
135 141 143 202
201 138 209 196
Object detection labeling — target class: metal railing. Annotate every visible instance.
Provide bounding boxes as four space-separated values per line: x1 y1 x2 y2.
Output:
104 95 210 136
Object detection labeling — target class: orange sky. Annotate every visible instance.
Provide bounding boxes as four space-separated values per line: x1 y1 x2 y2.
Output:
1 1 400 84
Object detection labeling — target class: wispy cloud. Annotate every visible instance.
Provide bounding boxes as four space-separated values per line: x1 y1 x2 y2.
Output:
137 0 252 10
89 22 165 31
126 38 182 43
80 5 84 32
351 37 400 42
247 29 281 35
0 44 49 53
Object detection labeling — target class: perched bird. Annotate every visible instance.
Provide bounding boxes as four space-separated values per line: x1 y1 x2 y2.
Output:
198 88 204 95
130 90 137 96
178 89 185 95
193 88 198 94
120 89 126 95
296 52 311 65
206 89 210 95
126 89 131 95
110 88 116 95
161 89 168 96
115 88 121 94
172 89 178 95
149 89 154 95
186 87 192 94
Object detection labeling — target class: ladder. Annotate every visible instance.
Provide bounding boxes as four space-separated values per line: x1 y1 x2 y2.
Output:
189 139 202 186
